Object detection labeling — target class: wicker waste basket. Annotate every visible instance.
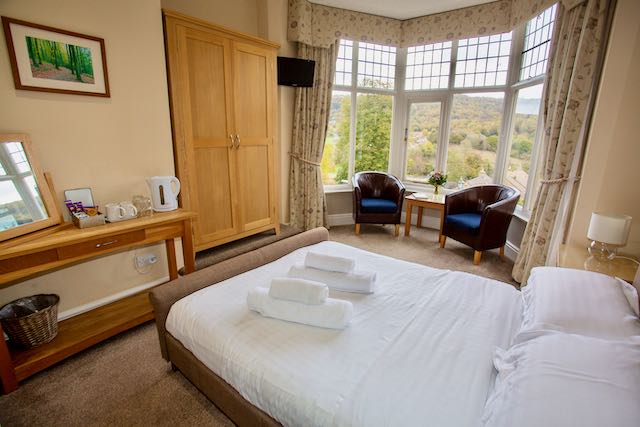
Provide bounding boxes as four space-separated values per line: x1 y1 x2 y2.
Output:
0 294 60 348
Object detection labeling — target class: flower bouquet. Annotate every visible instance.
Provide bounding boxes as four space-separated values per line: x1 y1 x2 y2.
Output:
427 171 447 194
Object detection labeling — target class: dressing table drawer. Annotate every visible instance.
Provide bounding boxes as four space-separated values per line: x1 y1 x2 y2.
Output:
0 250 59 274
57 230 145 259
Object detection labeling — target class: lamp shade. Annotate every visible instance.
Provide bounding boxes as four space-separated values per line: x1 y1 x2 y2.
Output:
587 212 632 245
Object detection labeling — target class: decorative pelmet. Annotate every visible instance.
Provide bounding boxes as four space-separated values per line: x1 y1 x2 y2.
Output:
288 0 561 48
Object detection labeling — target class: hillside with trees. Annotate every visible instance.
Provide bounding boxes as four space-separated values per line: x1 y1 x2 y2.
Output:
322 92 539 191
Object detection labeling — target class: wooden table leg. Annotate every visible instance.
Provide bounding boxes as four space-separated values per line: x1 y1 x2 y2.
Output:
404 202 413 237
0 323 18 394
416 207 424 228
438 206 445 243
165 238 178 280
182 218 196 274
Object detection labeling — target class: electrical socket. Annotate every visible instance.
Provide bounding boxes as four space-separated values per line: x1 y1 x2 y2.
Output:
135 254 158 269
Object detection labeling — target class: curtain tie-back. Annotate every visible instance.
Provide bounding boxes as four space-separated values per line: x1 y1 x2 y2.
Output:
289 152 321 167
539 175 581 184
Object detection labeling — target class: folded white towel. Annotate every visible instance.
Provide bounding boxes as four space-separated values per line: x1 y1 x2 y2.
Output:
288 264 376 294
268 277 328 305
304 252 355 273
247 287 353 329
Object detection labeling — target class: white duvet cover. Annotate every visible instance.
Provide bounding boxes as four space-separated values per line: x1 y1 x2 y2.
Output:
166 242 522 427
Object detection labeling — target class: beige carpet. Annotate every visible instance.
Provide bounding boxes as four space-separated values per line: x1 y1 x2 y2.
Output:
330 224 517 285
0 224 516 426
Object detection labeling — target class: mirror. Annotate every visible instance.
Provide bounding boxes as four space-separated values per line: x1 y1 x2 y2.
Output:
0 133 61 242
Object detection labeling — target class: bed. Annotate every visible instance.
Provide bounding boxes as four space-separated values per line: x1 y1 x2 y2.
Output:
150 227 640 427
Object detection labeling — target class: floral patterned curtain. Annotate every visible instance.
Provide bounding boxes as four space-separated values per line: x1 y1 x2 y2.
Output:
289 41 338 230
513 0 611 283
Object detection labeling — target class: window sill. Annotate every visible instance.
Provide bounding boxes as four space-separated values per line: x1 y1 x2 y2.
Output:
404 181 457 195
513 206 531 222
324 184 352 194
324 182 456 195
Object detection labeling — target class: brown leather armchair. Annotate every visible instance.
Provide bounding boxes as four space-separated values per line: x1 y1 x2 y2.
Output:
353 172 406 236
440 185 520 264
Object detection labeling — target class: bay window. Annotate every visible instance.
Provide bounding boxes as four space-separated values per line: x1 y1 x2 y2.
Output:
321 3 557 217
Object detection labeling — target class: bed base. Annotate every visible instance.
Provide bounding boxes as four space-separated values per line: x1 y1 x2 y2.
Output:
149 227 329 426
166 333 280 426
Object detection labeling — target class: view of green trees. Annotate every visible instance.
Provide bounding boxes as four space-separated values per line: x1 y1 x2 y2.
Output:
445 94 503 185
322 91 394 184
405 102 440 181
26 36 94 84
321 91 539 190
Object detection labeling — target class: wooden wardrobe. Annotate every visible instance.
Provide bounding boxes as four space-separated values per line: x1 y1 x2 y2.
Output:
163 11 280 251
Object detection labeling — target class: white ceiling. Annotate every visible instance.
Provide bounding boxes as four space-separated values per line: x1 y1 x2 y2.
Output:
309 0 497 20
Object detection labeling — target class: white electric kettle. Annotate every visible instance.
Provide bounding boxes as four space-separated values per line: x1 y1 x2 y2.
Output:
146 176 180 212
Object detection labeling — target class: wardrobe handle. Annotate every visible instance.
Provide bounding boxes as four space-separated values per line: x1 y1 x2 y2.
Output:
236 134 241 148
228 134 234 148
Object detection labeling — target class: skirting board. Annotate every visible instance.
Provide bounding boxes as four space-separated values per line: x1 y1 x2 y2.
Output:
504 241 519 262
328 213 520 262
57 275 170 321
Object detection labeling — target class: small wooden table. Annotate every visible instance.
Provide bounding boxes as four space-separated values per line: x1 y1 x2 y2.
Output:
557 243 638 282
404 193 446 242
0 210 195 394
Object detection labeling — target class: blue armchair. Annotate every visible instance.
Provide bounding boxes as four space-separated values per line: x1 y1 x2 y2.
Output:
352 172 406 236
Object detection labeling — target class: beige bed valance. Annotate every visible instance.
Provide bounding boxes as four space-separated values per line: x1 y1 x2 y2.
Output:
288 0 566 48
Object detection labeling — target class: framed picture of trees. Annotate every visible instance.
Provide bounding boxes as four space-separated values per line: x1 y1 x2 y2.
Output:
2 17 110 97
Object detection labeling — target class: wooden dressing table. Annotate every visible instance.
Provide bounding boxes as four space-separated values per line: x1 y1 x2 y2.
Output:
0 210 195 393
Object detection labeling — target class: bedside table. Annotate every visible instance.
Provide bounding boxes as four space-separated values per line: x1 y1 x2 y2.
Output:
557 243 638 282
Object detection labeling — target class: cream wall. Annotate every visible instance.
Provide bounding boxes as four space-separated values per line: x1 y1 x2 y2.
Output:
161 0 260 36
0 0 176 314
262 0 296 224
567 0 640 258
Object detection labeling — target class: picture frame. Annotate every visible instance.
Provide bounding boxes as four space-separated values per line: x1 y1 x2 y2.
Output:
2 16 110 97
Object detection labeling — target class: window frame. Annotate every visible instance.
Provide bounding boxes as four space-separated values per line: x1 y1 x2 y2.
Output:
323 5 556 219
324 40 399 192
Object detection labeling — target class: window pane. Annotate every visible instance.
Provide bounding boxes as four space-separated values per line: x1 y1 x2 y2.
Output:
506 84 543 205
354 93 393 174
334 40 353 86
7 142 31 173
455 32 512 88
446 92 504 186
405 102 441 182
321 91 351 185
404 42 452 90
357 42 396 89
520 4 557 80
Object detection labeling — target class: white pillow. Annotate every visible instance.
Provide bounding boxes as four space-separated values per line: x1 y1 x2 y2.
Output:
521 267 640 340
482 332 640 427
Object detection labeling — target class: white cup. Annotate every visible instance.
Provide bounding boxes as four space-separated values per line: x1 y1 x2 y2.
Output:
105 203 126 222
120 201 138 219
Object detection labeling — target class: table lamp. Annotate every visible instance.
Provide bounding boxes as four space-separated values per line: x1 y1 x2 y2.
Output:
587 212 632 261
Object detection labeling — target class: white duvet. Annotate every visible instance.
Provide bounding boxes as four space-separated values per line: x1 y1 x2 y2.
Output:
166 241 522 427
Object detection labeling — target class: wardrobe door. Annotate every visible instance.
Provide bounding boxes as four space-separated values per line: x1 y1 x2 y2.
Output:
232 42 278 232
168 21 239 249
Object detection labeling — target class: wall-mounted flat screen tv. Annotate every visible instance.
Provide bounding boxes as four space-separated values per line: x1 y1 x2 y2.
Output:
277 57 315 87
